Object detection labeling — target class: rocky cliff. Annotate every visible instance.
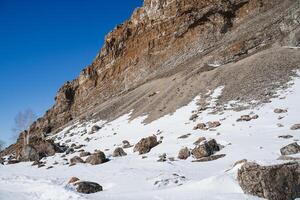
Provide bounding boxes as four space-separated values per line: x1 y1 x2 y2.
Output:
2 0 300 158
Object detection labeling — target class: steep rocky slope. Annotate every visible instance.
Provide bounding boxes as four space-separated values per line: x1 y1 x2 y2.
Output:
2 0 300 159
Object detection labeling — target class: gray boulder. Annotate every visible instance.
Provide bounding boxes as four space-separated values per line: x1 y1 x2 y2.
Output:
238 162 300 200
75 181 103 194
280 142 300 155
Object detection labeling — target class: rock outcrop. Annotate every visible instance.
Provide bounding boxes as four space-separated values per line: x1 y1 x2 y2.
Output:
2 0 300 159
238 162 300 200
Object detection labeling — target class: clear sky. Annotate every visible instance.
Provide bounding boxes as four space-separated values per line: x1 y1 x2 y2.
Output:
0 0 143 145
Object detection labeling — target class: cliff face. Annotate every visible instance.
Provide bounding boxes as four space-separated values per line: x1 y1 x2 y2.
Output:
3 0 300 157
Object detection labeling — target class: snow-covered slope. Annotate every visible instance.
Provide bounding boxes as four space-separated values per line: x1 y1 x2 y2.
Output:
1 72 300 200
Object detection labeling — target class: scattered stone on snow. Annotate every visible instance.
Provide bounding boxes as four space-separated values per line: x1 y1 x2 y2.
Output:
280 142 300 155
112 147 127 157
75 181 103 194
157 153 167 162
274 108 288 113
189 114 198 121
177 133 191 139
278 135 293 139
85 151 107 165
193 123 207 130
178 147 191 160
191 139 220 159
133 135 159 155
122 140 132 148
291 124 300 130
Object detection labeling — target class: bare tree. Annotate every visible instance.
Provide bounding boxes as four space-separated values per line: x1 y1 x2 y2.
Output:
12 109 37 141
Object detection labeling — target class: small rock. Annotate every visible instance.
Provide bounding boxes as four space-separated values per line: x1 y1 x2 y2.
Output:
189 114 198 121
280 142 300 155
46 166 53 170
168 157 175 161
193 123 207 130
122 140 132 148
237 115 252 122
75 181 103 194
90 125 101 134
274 108 288 114
291 124 300 130
277 123 284 127
207 121 221 129
157 153 167 162
112 147 127 157
68 177 80 184
278 135 293 139
178 147 190 160
177 134 191 139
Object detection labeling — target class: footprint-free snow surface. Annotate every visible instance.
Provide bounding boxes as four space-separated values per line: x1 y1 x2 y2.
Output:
1 73 300 200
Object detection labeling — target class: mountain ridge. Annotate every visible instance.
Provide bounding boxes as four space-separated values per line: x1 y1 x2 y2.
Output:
2 0 300 160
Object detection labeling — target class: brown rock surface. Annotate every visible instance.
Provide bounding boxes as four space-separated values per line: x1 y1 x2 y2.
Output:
238 162 300 200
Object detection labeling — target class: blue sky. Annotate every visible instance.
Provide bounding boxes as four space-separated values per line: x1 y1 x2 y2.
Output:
0 0 143 145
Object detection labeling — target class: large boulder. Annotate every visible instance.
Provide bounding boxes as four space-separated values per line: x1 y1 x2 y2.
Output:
191 139 220 159
280 142 300 155
75 181 103 194
85 151 107 165
133 136 159 155
238 162 300 200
